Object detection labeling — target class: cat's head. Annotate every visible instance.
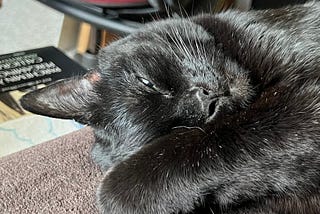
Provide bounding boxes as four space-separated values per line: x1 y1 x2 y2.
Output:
20 18 253 144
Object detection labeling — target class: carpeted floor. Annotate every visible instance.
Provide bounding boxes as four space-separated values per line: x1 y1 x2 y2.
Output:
0 127 103 213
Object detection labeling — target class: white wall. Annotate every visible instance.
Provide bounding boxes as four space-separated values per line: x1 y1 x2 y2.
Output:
0 0 64 55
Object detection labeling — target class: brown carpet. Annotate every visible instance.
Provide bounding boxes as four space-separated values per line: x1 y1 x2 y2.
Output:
0 127 103 214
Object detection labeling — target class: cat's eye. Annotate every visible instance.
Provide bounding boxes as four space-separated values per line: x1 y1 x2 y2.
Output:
139 77 153 87
137 77 156 90
136 76 172 97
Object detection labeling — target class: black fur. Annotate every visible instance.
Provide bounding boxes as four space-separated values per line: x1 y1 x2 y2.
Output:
20 2 320 213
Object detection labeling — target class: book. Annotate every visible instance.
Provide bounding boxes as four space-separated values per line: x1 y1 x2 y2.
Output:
0 46 87 123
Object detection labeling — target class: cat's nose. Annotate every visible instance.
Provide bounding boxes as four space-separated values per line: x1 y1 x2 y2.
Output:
197 88 218 117
193 87 227 119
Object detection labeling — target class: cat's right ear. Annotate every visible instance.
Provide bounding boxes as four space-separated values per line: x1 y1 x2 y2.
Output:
20 71 101 124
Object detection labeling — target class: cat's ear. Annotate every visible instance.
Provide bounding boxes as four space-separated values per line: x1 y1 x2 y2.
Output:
20 71 101 124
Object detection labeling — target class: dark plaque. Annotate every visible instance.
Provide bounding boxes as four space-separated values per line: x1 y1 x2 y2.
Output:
0 46 87 93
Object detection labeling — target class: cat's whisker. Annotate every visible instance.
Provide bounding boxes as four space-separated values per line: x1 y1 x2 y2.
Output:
182 26 198 61
169 23 191 57
168 28 189 61
154 30 180 59
149 13 157 22
171 27 190 59
152 32 182 61
163 2 171 18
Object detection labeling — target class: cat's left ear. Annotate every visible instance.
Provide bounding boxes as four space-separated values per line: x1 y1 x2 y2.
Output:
20 71 101 124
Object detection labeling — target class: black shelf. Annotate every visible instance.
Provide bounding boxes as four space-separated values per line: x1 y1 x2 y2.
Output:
36 0 145 35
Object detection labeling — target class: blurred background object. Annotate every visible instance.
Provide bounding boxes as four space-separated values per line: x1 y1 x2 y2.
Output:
252 0 307 9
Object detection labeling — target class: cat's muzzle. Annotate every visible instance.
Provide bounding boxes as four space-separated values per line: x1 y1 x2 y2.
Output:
191 87 221 120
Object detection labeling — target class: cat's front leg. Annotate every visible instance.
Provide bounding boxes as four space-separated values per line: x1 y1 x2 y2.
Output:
97 128 210 214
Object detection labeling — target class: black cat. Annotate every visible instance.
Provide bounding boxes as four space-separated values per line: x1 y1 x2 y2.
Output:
21 2 320 214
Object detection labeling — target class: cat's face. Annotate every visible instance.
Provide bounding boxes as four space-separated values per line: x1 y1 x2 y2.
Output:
92 20 253 139
21 18 253 145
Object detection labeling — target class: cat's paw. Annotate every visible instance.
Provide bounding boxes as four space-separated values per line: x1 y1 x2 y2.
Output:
97 170 143 214
96 163 178 214
96 129 208 214
96 175 123 214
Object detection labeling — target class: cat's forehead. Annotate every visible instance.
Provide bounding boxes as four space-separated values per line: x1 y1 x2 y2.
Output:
98 19 213 69
143 18 212 41
97 18 226 86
